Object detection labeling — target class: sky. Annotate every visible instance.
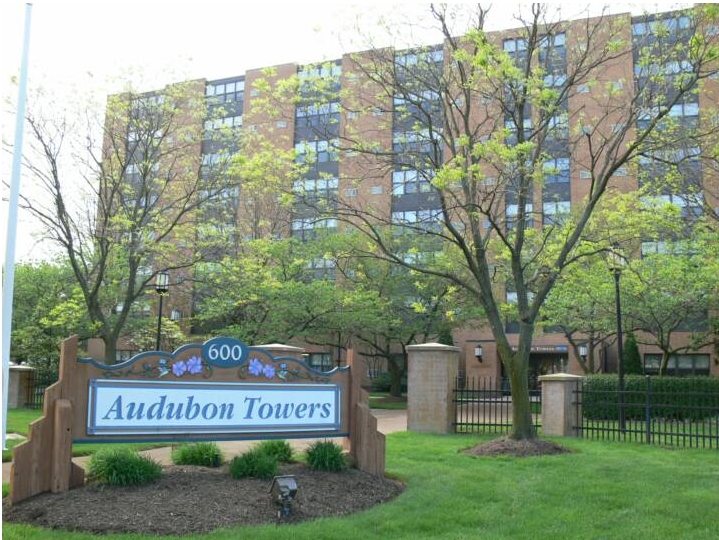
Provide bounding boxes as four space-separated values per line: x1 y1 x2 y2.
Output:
1 0 688 263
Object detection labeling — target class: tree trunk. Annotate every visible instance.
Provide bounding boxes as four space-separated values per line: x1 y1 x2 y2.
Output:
387 358 404 398
508 364 536 440
103 334 118 364
506 322 537 440
659 350 670 377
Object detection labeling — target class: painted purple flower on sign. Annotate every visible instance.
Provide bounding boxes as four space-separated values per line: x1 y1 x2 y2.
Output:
262 363 276 379
186 355 203 375
248 357 264 377
172 360 187 377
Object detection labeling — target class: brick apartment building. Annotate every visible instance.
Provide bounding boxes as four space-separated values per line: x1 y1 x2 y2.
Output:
109 6 719 384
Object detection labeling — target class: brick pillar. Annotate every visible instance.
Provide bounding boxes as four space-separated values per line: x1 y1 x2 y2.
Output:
8 365 36 408
406 343 460 434
539 373 583 437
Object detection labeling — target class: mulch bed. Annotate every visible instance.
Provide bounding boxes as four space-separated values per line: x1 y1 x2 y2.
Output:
3 463 404 536
465 438 572 457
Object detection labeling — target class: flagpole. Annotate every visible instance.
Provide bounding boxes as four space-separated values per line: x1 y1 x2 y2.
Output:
3 3 33 451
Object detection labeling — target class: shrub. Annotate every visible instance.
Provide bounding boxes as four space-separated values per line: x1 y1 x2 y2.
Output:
171 442 223 467
256 439 293 463
229 448 278 479
87 448 162 486
370 371 407 393
623 333 643 375
305 440 346 472
583 375 719 421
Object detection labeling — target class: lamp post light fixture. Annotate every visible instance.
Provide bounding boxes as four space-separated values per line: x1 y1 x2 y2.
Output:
578 343 588 363
608 245 626 432
155 271 169 351
474 345 483 363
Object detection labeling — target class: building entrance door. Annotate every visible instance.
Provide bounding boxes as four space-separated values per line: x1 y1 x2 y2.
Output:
528 353 567 393
499 352 567 395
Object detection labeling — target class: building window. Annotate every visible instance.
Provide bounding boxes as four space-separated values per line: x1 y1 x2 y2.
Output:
543 158 570 183
503 37 527 53
505 203 534 229
305 352 334 371
392 169 432 195
613 167 628 177
294 139 339 164
632 15 691 37
299 63 341 80
292 177 338 197
308 257 336 280
391 209 442 227
204 115 243 131
206 79 245 103
644 354 710 376
395 49 443 67
543 201 571 225
291 217 338 240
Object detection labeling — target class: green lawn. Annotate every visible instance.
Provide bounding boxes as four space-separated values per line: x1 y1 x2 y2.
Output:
369 392 407 410
4 431 718 540
4 408 42 436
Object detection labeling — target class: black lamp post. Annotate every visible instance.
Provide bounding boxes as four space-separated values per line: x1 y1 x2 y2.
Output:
155 271 169 351
608 246 626 432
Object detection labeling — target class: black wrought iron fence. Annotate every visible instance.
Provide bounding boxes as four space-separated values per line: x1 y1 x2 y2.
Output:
25 371 58 409
574 375 719 449
453 376 541 434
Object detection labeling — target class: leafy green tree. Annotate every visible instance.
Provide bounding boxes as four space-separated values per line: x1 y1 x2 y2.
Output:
336 245 480 396
622 240 718 376
20 82 238 362
541 254 616 374
126 317 186 354
540 191 687 374
262 5 719 439
10 261 90 376
193 237 381 346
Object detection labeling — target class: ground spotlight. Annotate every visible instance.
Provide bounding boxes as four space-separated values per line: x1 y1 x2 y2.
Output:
269 475 298 519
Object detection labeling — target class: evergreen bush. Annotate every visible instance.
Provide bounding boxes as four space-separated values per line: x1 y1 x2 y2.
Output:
229 448 278 479
305 440 347 472
171 442 223 467
256 439 293 463
87 448 162 486
623 333 643 375
370 371 407 393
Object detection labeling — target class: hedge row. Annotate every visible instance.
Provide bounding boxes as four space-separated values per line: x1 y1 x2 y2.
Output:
582 375 719 421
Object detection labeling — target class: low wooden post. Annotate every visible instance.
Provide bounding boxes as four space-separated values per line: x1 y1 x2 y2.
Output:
10 336 84 505
347 349 386 476
51 399 74 492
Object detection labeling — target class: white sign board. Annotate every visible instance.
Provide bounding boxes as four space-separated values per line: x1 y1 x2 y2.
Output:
87 379 341 436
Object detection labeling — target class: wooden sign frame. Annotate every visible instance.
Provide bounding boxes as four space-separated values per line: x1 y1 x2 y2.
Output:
9 336 385 505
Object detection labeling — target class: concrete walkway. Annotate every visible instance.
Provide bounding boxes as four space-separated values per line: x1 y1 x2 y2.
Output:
2 409 407 483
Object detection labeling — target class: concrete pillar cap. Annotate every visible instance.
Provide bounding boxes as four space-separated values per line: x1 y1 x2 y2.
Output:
406 342 461 353
538 373 583 382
